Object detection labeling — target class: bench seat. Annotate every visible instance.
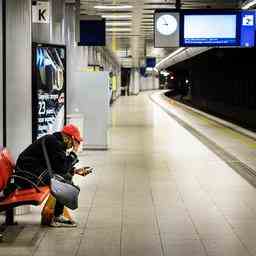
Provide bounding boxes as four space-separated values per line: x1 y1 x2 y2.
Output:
0 186 50 212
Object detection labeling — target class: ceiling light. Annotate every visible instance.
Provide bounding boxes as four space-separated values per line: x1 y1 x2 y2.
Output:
102 15 132 19
94 5 133 10
106 22 132 26
161 71 170 77
155 48 185 69
106 28 132 32
242 0 256 9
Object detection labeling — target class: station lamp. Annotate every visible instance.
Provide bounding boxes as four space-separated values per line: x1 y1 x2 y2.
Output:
102 15 132 19
242 0 256 9
94 5 133 10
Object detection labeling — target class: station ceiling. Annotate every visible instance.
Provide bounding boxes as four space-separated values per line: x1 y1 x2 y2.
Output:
80 0 242 67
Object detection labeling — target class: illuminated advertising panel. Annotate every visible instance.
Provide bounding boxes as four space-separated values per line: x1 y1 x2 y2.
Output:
32 43 66 141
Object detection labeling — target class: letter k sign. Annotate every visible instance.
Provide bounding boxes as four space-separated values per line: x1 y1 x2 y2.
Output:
32 2 49 24
39 9 47 22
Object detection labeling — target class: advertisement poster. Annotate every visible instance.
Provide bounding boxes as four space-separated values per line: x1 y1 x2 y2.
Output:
32 44 66 141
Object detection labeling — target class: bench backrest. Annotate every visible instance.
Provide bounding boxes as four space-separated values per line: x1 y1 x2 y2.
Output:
0 148 15 191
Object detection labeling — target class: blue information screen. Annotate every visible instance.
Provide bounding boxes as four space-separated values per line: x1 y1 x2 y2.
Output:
240 11 256 47
182 14 239 46
184 38 237 45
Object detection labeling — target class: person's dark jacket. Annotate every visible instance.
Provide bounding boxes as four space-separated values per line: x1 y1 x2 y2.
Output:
15 132 76 187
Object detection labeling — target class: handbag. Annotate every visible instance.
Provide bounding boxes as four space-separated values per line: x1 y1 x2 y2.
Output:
41 138 80 210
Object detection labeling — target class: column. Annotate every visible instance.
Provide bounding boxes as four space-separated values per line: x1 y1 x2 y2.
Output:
130 68 140 95
5 0 32 160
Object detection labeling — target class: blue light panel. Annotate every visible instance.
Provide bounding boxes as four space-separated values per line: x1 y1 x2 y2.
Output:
240 11 256 47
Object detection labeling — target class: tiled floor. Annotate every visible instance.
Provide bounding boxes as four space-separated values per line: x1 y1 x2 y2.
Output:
1 91 256 256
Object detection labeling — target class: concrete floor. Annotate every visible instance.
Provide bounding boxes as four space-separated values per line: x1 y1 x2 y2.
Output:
1 91 256 256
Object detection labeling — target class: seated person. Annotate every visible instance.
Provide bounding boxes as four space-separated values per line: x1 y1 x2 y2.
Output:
0 124 89 227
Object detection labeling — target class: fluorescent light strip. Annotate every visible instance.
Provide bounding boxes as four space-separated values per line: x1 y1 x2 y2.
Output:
94 5 133 10
155 47 186 70
107 28 132 32
242 0 256 9
102 15 132 19
106 22 132 26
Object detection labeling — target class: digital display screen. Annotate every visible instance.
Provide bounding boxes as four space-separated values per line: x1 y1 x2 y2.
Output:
32 44 66 141
146 57 156 68
181 12 240 46
79 20 106 46
240 11 256 47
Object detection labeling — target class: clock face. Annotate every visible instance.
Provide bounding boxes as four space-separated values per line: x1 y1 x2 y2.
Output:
156 14 178 36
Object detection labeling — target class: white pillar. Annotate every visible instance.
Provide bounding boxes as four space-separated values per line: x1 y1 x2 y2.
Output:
6 0 32 160
130 68 140 95
65 2 88 115
134 69 140 95
32 0 66 45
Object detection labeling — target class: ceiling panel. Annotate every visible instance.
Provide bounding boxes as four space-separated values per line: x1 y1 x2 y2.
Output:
80 0 241 67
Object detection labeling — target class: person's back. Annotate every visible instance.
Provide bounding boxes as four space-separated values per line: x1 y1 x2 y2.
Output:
16 132 73 186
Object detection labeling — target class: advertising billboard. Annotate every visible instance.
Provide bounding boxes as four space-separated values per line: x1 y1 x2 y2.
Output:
32 43 66 141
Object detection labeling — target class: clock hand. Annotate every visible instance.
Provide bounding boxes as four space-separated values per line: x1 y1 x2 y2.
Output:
162 17 168 26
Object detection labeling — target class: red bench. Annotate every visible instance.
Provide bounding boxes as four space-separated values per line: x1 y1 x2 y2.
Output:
0 148 50 226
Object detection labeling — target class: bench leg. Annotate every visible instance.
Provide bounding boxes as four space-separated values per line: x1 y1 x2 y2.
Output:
0 209 16 242
5 209 15 225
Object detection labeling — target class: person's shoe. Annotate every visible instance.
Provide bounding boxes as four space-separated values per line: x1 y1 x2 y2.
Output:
50 215 77 228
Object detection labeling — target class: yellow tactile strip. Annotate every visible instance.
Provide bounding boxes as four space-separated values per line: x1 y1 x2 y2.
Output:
150 93 256 188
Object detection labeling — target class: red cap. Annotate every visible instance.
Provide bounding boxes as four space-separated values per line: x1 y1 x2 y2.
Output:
61 124 83 142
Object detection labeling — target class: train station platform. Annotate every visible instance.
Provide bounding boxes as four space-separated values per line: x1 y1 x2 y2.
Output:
1 91 256 256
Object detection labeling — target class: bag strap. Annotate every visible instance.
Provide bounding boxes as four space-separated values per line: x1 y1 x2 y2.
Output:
41 137 53 178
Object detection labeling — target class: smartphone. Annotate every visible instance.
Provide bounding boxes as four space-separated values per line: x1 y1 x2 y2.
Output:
84 166 94 172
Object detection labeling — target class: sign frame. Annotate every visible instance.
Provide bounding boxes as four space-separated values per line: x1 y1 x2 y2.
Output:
32 1 50 24
154 9 250 48
154 9 180 48
32 42 67 141
180 9 241 47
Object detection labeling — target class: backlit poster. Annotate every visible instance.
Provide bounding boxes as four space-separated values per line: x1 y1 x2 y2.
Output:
32 43 66 141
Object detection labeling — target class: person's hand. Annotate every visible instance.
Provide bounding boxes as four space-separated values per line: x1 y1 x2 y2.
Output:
75 167 93 176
